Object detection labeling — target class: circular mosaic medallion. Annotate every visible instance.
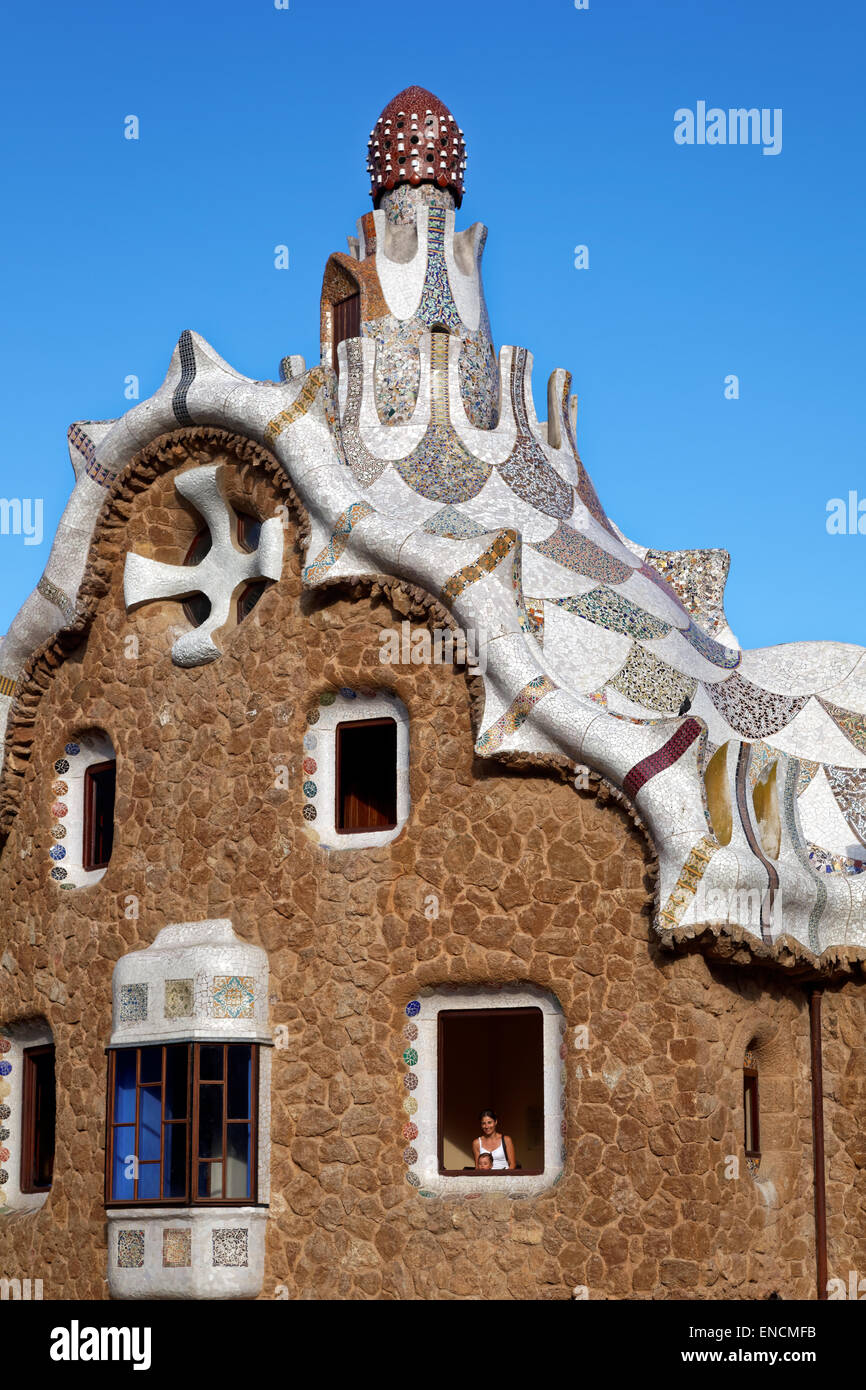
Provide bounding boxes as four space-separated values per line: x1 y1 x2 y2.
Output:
54 759 70 775
560 1042 568 1060
302 780 317 799
339 687 356 699
405 1000 420 1018
302 804 317 822
0 1039 9 1054
50 866 68 881
0 1171 8 1185
0 1148 8 1163
306 708 320 726
0 1106 10 1121
319 691 336 706
51 801 68 819
64 742 80 756
302 758 317 775
52 779 68 797
402 1122 418 1142
560 1118 567 1137
51 824 66 840
0 1129 8 1142
49 846 66 862
406 1171 420 1188
403 1022 418 1042
403 1097 418 1116
303 734 318 752
0 1063 10 1078
402 1146 418 1165
402 1048 418 1066
403 1072 418 1091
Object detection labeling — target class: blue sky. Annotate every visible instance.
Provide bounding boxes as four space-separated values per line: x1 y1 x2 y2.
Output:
1 0 863 647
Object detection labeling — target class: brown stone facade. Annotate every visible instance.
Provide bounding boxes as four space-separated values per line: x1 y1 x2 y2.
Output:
0 429 862 1300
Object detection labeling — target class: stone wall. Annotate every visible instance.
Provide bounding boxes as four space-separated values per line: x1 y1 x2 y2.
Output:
0 429 858 1299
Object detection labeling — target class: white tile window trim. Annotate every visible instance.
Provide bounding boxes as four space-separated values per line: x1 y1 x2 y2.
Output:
0 1018 53 1218
302 689 409 850
49 730 114 890
407 985 566 1198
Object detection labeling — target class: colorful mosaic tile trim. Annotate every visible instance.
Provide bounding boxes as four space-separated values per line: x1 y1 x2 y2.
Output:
440 529 517 603
658 835 721 930
67 422 96 472
783 761 826 951
808 844 866 875
524 598 545 646
476 675 558 755
393 334 492 502
264 367 325 445
623 717 702 801
817 697 866 756
163 1228 192 1268
341 338 392 483
172 329 196 426
706 674 810 740
211 976 255 1020
120 983 148 1023
400 1005 421 1190
735 745 778 942
680 619 740 670
609 645 697 715
549 588 670 641
422 505 486 540
497 348 574 520
643 548 731 636
0 674 16 698
164 978 194 1020
302 501 376 585
530 523 632 585
416 199 463 334
37 576 77 623
117 1230 145 1268
212 1228 248 1268
825 764 866 849
797 758 821 797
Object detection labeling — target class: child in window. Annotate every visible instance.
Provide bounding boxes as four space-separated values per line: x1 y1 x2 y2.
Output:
476 1151 493 1172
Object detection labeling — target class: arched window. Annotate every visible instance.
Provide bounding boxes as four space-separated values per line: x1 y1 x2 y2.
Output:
744 1045 760 1165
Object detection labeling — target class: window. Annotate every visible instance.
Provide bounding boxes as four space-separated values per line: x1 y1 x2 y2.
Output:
438 1008 544 1176
20 1045 56 1193
744 1048 760 1159
182 530 212 627
184 510 268 627
332 292 361 373
336 718 397 833
106 1043 258 1206
83 760 116 871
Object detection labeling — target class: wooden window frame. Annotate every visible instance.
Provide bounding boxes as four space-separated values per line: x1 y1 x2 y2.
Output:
104 1042 261 1208
334 717 398 835
437 1007 544 1177
20 1044 56 1194
744 1064 761 1159
332 291 361 374
82 759 116 872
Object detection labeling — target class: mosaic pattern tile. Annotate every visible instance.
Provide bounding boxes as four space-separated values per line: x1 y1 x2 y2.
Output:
531 523 632 585
608 645 697 715
164 978 194 1020
302 501 376 585
212 976 255 1020
119 983 148 1024
707 673 810 739
783 761 827 951
680 619 740 670
825 765 866 849
644 547 731 636
549 588 670 641
264 367 325 446
623 718 703 800
735 746 778 942
658 836 719 929
817 698 866 755
497 349 573 519
441 529 517 603
394 335 492 502
162 1228 192 1268
212 1228 248 1268
422 505 486 540
117 1230 145 1269
37 576 76 623
476 675 558 754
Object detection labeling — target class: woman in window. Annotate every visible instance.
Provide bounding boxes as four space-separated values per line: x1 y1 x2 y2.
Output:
472 1109 516 1171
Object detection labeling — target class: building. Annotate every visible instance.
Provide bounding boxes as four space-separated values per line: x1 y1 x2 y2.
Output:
0 85 863 1301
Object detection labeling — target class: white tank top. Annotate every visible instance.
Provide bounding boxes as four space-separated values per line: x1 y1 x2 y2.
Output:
477 1136 508 1169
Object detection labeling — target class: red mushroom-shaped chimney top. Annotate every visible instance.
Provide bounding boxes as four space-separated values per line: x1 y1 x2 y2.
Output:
367 86 466 208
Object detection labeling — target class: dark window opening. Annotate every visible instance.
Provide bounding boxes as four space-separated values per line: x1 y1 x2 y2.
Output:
21 1045 55 1193
332 292 361 374
744 1061 760 1159
236 512 262 553
183 529 212 626
237 581 267 624
438 1008 544 1176
335 718 397 833
106 1042 258 1206
83 760 116 871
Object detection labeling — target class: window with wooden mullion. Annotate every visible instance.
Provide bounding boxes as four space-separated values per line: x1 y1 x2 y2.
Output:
194 1043 256 1202
743 1066 760 1159
20 1044 56 1193
107 1043 191 1205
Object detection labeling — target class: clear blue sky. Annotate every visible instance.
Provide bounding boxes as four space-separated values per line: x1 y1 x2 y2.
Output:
2 0 864 647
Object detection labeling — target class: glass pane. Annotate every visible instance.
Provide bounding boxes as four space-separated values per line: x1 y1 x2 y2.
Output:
199 1045 223 1080
163 1124 187 1199
226 1123 251 1199
139 1047 162 1085
165 1046 188 1120
198 1084 223 1158
33 1051 56 1187
227 1047 252 1119
137 1162 160 1199
198 1161 222 1199
139 1085 162 1162
113 1050 137 1124
112 1126 135 1200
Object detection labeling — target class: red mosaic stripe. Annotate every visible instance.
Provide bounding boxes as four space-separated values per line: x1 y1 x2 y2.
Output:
623 718 702 801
